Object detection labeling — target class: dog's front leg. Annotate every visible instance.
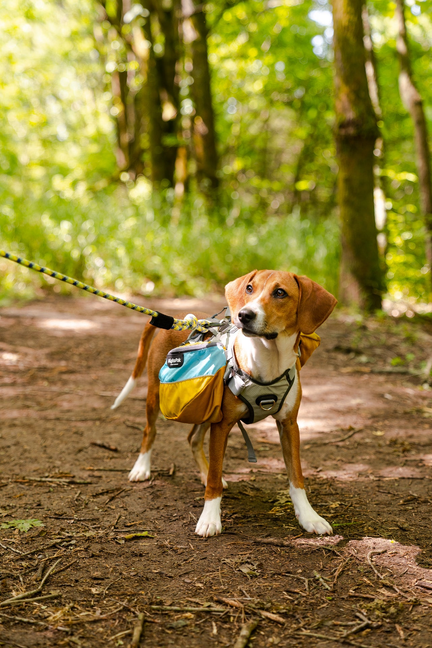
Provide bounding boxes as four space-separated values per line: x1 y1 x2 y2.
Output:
195 418 234 537
276 419 332 535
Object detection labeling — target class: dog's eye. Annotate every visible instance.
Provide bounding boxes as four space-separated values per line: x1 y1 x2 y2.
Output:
274 288 287 298
246 284 253 294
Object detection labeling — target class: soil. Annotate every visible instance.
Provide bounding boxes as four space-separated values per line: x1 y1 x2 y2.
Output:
1 293 432 648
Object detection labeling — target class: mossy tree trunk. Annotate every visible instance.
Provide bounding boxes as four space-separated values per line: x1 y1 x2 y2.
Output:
332 0 384 311
395 0 432 283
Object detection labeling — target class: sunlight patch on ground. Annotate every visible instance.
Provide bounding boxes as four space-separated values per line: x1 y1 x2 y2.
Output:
37 318 101 331
376 466 425 479
304 463 371 481
347 537 432 593
0 351 19 365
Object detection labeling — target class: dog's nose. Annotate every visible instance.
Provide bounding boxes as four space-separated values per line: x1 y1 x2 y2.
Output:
238 308 256 324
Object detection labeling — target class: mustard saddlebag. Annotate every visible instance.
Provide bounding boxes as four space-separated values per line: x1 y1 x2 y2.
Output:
159 342 227 424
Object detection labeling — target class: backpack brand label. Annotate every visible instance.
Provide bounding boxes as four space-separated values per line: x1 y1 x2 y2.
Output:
167 354 184 368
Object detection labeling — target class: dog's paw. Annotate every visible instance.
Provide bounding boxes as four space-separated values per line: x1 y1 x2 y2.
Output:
298 512 333 535
195 497 222 537
222 477 228 490
289 484 332 535
128 452 151 482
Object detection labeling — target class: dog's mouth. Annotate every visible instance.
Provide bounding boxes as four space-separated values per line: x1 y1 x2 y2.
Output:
237 324 278 340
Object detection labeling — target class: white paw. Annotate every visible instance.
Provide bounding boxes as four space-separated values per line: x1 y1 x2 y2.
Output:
297 511 333 535
222 477 228 490
195 497 222 537
289 484 332 535
129 452 152 482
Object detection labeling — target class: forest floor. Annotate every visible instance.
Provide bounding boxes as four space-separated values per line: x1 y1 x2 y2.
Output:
1 293 432 648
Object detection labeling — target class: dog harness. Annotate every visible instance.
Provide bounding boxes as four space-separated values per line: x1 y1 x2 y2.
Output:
219 322 297 425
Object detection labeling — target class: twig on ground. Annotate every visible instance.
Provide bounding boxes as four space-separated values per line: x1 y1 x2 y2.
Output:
283 573 309 594
214 596 244 609
367 549 387 580
149 605 226 613
257 609 285 624
68 606 124 624
12 477 92 485
5 592 61 606
313 570 331 590
123 420 143 431
102 487 132 507
0 542 23 555
233 619 259 648
332 557 351 589
108 630 132 643
90 441 119 452
318 427 363 445
0 557 62 607
0 612 48 626
130 612 145 648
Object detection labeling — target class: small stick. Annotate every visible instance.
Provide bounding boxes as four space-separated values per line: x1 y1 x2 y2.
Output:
123 421 143 431
149 605 225 613
257 609 285 624
214 596 244 609
102 487 131 507
130 612 145 648
0 557 62 607
314 570 332 590
0 542 23 555
318 427 363 445
233 619 259 648
12 477 92 485
0 612 48 626
331 557 351 589
90 441 119 452
367 549 386 580
108 630 132 642
5 592 61 606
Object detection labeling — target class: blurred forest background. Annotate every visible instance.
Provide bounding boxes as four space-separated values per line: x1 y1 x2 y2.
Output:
0 0 431 313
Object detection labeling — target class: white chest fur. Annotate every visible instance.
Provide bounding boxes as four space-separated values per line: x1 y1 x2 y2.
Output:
235 331 298 383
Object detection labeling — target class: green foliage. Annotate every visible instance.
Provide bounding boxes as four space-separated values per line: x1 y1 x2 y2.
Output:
0 184 340 301
1 518 44 532
0 0 431 304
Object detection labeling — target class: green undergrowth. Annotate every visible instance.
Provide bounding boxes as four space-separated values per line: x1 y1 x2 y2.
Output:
0 186 340 304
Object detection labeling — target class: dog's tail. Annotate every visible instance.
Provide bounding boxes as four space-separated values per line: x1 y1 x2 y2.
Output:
111 323 157 410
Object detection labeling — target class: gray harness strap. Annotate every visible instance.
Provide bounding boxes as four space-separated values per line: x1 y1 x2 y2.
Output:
224 331 297 425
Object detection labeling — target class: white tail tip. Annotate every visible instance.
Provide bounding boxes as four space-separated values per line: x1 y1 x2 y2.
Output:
111 376 136 409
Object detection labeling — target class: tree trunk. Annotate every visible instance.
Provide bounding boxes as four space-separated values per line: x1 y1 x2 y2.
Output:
362 5 388 258
395 0 432 278
183 0 219 194
332 0 384 311
150 0 181 187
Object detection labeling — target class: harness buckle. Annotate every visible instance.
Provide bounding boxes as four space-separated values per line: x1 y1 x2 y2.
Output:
256 395 277 411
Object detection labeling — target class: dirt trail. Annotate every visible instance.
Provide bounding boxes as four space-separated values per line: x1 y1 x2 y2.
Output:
1 294 432 648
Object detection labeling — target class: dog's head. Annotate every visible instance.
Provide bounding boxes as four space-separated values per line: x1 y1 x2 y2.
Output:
225 270 337 338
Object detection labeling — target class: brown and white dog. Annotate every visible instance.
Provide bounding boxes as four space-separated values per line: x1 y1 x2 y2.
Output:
112 270 337 537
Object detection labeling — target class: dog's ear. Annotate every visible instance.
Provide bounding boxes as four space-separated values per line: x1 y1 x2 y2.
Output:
294 275 337 334
225 271 257 314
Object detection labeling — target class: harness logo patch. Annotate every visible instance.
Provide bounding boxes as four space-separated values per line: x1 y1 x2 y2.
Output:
167 354 184 368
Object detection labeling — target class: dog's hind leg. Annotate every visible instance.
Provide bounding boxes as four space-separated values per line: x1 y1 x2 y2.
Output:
188 423 228 489
129 377 160 482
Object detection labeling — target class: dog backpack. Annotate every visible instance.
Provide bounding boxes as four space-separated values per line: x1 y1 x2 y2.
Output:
159 340 227 424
